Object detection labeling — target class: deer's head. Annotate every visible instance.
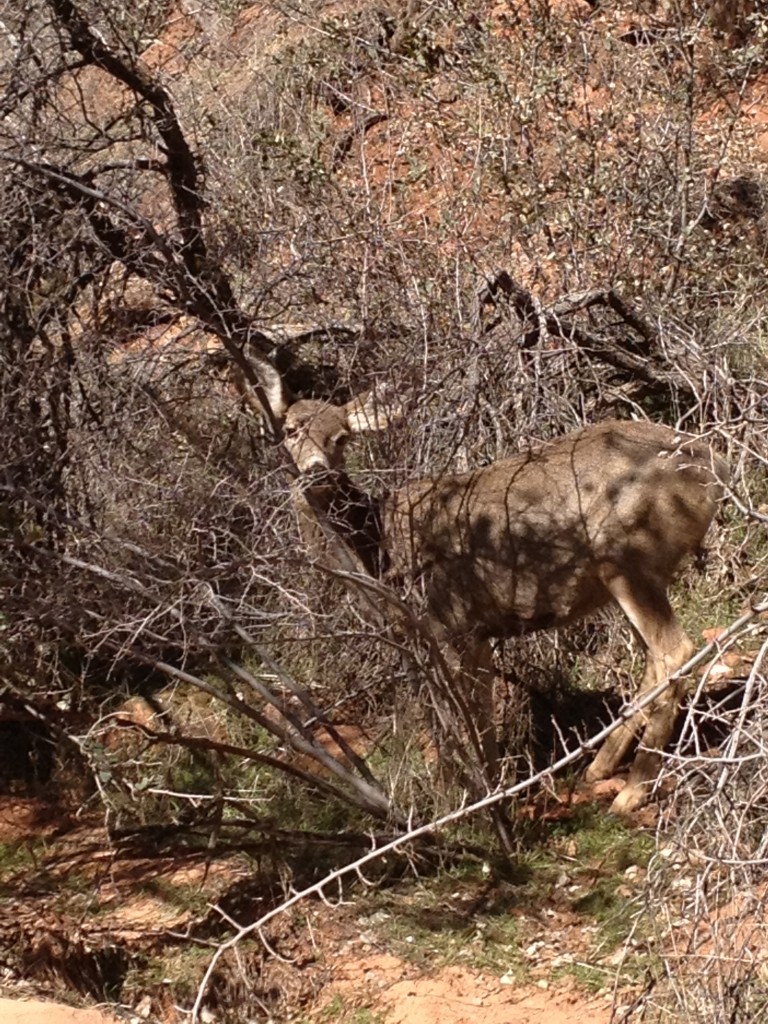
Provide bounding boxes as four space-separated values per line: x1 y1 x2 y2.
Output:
281 389 401 475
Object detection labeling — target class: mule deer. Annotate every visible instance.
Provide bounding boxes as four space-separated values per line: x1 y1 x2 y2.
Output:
277 391 728 814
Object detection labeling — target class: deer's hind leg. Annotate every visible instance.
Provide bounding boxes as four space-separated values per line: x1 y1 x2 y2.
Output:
585 571 695 813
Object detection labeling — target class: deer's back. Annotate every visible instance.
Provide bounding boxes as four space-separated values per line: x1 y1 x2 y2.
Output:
382 420 728 638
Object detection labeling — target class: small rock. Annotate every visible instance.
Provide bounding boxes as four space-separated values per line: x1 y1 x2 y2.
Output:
671 876 693 892
551 953 575 967
134 995 152 1019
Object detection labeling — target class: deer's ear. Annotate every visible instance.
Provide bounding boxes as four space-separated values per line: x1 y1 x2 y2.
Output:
344 384 404 434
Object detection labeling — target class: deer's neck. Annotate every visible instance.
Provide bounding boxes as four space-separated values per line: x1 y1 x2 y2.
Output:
294 473 386 577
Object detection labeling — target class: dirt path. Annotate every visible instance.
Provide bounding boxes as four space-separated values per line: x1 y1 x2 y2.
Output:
0 998 118 1024
0 979 611 1024
325 952 613 1024
382 971 611 1024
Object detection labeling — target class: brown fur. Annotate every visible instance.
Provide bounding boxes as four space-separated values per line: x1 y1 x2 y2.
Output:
283 401 728 813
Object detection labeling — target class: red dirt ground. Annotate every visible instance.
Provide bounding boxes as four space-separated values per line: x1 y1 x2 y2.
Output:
323 952 613 1024
0 998 119 1024
0 793 622 1024
0 968 612 1024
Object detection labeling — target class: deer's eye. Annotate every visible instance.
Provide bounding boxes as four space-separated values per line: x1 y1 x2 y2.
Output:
331 432 348 448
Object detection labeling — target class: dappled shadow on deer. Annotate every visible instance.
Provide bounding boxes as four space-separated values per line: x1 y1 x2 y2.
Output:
276 390 728 817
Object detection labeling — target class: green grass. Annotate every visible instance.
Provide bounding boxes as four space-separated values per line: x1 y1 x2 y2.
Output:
353 856 525 974
134 875 211 916
553 960 617 993
121 944 213 1005
317 995 347 1020
347 1010 388 1024
0 838 46 875
546 805 654 867
310 997 388 1024
349 803 655 989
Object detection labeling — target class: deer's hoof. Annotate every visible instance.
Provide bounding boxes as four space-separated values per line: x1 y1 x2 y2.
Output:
584 754 614 784
610 782 648 816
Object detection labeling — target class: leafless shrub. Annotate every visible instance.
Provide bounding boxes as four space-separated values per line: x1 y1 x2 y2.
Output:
620 630 768 1022
1 0 768 863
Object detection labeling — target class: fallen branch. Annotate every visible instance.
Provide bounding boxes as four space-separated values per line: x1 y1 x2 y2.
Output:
472 271 692 400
